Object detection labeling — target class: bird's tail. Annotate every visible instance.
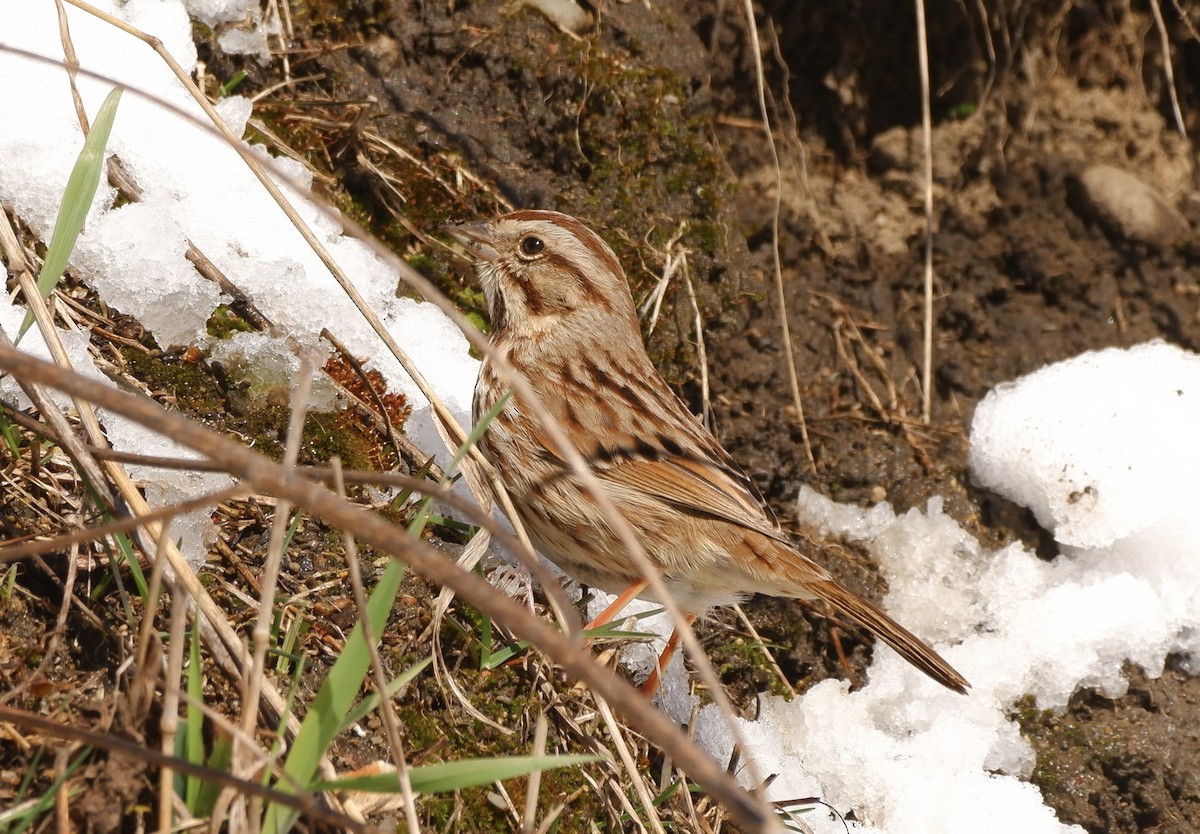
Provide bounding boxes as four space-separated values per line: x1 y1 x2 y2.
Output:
810 577 970 694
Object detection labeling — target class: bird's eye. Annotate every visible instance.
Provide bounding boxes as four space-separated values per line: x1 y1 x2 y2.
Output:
519 236 545 257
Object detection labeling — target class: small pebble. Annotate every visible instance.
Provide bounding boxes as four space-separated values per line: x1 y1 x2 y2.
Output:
1065 163 1190 247
519 0 593 33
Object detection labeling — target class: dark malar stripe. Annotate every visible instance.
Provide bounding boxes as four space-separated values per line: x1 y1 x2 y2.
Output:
489 291 509 332
511 269 548 316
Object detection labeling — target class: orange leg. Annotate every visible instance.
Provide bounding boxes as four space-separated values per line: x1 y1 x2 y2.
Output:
641 614 696 697
583 579 649 631
824 602 853 675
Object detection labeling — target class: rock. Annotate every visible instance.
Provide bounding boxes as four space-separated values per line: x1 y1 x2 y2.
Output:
519 0 593 34
1065 163 1191 247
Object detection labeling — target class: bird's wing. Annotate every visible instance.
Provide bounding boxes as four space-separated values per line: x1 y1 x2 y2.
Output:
595 452 796 548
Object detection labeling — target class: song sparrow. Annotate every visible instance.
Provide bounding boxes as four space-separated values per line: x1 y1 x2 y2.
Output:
447 210 968 694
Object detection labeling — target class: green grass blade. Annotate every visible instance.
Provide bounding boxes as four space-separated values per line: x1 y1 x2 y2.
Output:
2 748 89 833
108 529 147 601
337 657 431 733
314 754 600 795
192 729 233 818
454 389 510 472
406 388 511 532
0 410 22 457
184 605 204 811
17 87 122 342
265 390 511 831
264 557 407 833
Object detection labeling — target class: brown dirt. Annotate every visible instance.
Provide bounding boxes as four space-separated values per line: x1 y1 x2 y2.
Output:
290 1 1200 829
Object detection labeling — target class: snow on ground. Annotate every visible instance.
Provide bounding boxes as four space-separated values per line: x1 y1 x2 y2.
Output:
675 340 1200 833
0 2 480 565
3 4 1199 832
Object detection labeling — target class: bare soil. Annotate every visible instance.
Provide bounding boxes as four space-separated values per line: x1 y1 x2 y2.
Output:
291 1 1200 829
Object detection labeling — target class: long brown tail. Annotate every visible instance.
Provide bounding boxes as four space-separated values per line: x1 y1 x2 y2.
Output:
811 578 970 694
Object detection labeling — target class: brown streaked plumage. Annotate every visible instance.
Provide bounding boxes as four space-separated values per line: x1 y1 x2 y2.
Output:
446 210 969 694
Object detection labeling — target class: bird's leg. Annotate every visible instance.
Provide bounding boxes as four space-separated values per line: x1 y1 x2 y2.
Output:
641 614 696 697
583 578 648 631
822 601 853 675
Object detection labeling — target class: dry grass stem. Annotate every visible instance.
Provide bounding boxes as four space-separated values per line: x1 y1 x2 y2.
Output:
15 31 766 823
0 346 775 831
331 458 421 831
597 696 667 834
0 485 247 564
732 604 796 698
239 361 310 745
640 224 714 427
740 0 816 478
0 704 377 832
320 327 433 479
914 0 937 424
1149 0 1196 186
522 713 550 833
639 221 688 334
764 22 831 256
54 0 88 133
158 586 190 830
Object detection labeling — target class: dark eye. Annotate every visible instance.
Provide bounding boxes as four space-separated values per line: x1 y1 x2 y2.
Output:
519 235 545 257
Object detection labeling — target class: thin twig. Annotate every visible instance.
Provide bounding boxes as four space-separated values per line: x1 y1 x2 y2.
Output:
732 604 796 698
0 485 246 563
185 243 274 331
0 703 381 833
320 327 434 479
239 360 311 766
1149 0 1198 187
740 0 816 476
332 459 422 831
0 541 81 706
915 0 936 423
0 346 776 834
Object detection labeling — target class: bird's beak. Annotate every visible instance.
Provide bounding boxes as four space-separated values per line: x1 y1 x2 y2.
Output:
444 221 498 263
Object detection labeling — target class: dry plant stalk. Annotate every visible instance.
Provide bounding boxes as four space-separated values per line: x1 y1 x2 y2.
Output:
739 0 816 476
0 344 777 833
1 5 816 828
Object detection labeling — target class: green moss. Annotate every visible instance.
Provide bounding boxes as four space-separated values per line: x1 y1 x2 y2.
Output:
300 411 387 473
121 346 228 417
206 305 255 339
117 338 408 475
406 252 436 274
287 0 388 34
525 37 746 380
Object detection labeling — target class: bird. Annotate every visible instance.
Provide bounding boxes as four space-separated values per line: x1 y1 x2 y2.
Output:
446 209 969 695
